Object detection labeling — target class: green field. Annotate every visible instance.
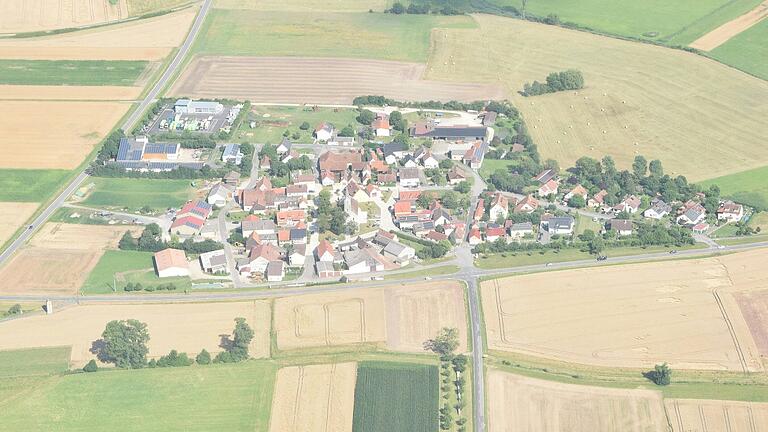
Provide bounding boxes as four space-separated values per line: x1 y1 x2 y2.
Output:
0 169 70 202
0 60 149 86
0 347 70 379
193 9 475 62
82 178 194 211
352 361 439 432
234 105 360 144
710 18 768 81
700 165 768 210
82 250 191 294
127 0 190 15
0 360 277 431
478 158 518 180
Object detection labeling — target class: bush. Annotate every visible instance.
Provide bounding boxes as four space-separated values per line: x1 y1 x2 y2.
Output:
7 303 22 315
83 359 98 372
156 350 194 368
196 349 211 365
522 70 584 96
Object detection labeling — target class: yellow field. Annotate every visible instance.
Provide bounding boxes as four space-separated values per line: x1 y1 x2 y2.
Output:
269 363 357 432
426 14 768 181
0 202 38 246
666 398 768 432
0 0 128 34
487 369 668 432
127 0 190 15
0 85 142 100
213 0 388 12
0 301 271 367
481 249 768 372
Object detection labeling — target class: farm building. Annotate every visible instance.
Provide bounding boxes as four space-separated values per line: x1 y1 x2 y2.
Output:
114 136 203 171
153 248 190 278
410 122 489 142
399 167 420 188
174 99 224 115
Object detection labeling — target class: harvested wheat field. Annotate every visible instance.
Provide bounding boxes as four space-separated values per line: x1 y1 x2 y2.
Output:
0 101 128 169
481 250 767 372
0 223 141 295
427 14 768 181
273 281 467 353
721 249 768 358
169 56 505 104
0 85 142 100
487 369 668 432
0 0 128 34
0 301 271 367
0 7 197 60
690 1 768 51
666 398 768 432
269 362 357 432
0 202 38 246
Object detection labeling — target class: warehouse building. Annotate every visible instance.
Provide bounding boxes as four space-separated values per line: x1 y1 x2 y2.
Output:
174 99 224 115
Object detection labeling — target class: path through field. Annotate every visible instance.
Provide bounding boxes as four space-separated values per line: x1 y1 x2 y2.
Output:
690 1 768 51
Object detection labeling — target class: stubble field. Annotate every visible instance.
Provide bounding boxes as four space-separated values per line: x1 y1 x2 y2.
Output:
0 84 142 100
273 281 467 354
0 0 128 34
486 369 668 432
481 250 767 372
666 398 768 432
0 202 39 246
269 362 357 432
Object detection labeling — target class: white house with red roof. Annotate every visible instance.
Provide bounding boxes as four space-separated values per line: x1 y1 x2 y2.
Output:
716 201 744 222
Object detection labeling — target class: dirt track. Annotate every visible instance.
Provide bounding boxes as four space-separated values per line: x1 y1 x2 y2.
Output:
690 1 768 51
169 56 506 104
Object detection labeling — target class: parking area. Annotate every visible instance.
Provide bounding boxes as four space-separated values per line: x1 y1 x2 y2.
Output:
143 102 243 135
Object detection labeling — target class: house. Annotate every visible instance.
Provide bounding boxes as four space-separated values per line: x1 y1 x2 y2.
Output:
248 243 282 273
199 221 219 240
692 222 709 234
677 201 707 226
393 200 415 218
286 184 308 198
564 184 588 202
480 111 497 126
468 228 483 245
314 122 334 141
508 222 534 240
614 195 641 214
462 141 485 169
276 138 292 155
485 226 506 242
207 183 233 207
399 167 420 188
609 219 633 236
383 142 408 164
280 149 298 164
345 197 368 224
329 135 356 146
514 195 539 214
316 261 342 278
222 143 243 165
343 249 384 274
447 167 467 185
422 151 439 169
316 240 336 262
489 193 509 221
432 206 452 227
320 170 336 186
473 199 485 222
537 179 559 197
254 176 272 191
644 198 672 219
289 228 307 244
542 216 574 235
288 244 306 267
318 150 363 173
410 123 489 142
153 248 189 278
365 184 382 200
377 172 397 185
174 99 223 115
170 215 205 236
199 250 228 274
243 218 276 237
411 221 435 236
402 155 418 168
382 240 415 263
533 169 556 185
260 155 272 170
372 115 391 137
266 260 285 282
178 200 212 220
276 209 306 227
717 201 744 222
588 190 608 208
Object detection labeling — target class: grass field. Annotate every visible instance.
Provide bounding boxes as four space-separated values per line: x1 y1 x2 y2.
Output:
0 60 148 86
82 178 194 211
352 361 439 432
0 360 277 431
193 9 475 62
700 165 768 210
234 105 359 144
0 169 70 201
478 158 518 180
81 250 191 294
127 0 190 15
0 347 70 379
213 0 389 11
710 18 768 80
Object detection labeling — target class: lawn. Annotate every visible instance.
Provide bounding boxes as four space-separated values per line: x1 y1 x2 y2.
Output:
382 265 460 280
710 18 768 81
0 360 277 432
0 60 149 86
574 213 604 235
0 347 71 379
193 9 475 62
352 361 439 432
700 165 768 210
478 158 517 180
81 250 191 294
233 105 360 144
0 169 70 202
82 178 194 211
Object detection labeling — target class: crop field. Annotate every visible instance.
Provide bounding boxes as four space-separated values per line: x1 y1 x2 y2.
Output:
0 101 128 169
481 249 767 372
127 0 190 15
0 0 128 34
666 398 768 432
269 362 357 432
83 177 195 210
0 84 143 100
0 346 70 378
213 0 389 12
426 15 768 181
352 361 438 432
0 202 39 246
192 9 475 62
0 301 271 367
701 165 768 210
486 369 668 432
0 360 277 432
710 17 768 81
0 59 148 85
171 55 505 105
0 7 198 60
0 169 70 201
273 282 467 353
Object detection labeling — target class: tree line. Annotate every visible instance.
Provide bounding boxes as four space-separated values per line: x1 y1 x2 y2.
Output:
119 223 223 254
351 96 520 119
522 69 584 96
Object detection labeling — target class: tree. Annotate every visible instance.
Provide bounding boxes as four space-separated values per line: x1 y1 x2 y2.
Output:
7 303 21 315
339 125 356 137
118 231 136 250
568 195 586 208
588 236 605 255
83 359 98 373
424 327 460 357
196 349 211 365
647 362 672 386
299 121 310 130
439 159 454 170
216 317 255 363
389 110 407 132
454 181 471 194
156 350 193 367
389 1 405 14
100 319 150 368
632 155 648 178
356 109 375 125
649 159 664 177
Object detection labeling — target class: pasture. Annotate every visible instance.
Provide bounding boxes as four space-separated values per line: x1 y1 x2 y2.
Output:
426 14 768 181
0 0 128 34
480 249 766 372
81 249 188 294
0 346 70 378
82 177 194 211
710 18 768 81
0 360 277 432
486 369 668 432
352 361 438 432
666 398 768 432
700 165 768 210
269 363 357 432
0 301 271 367
0 60 148 86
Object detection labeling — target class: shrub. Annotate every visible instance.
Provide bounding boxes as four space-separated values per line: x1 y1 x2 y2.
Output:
156 350 193 368
196 349 211 365
83 359 98 372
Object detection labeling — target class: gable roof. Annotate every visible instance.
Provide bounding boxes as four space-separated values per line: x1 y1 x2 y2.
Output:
154 248 187 271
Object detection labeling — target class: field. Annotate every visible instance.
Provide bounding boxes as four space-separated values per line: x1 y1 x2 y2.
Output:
273 282 467 354
701 165 768 210
171 55 505 105
0 169 70 201
690 1 768 51
0 346 70 378
0 0 128 34
710 17 768 81
0 360 277 432
0 202 39 246
0 223 141 295
213 0 389 11
269 362 357 432
426 14 768 181
192 9 475 62
0 7 198 60
0 59 148 85
352 361 438 432
0 84 143 100
234 105 359 144
127 0 190 15
0 101 128 169
82 177 195 211
480 249 767 371
666 398 768 431
82 250 192 294
486 369 668 432
0 301 271 367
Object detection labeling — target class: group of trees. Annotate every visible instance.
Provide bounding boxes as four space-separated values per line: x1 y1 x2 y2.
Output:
316 190 354 236
259 144 313 182
424 328 467 431
386 0 463 15
351 96 518 118
88 163 227 180
522 69 584 96
123 282 178 292
119 223 223 254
